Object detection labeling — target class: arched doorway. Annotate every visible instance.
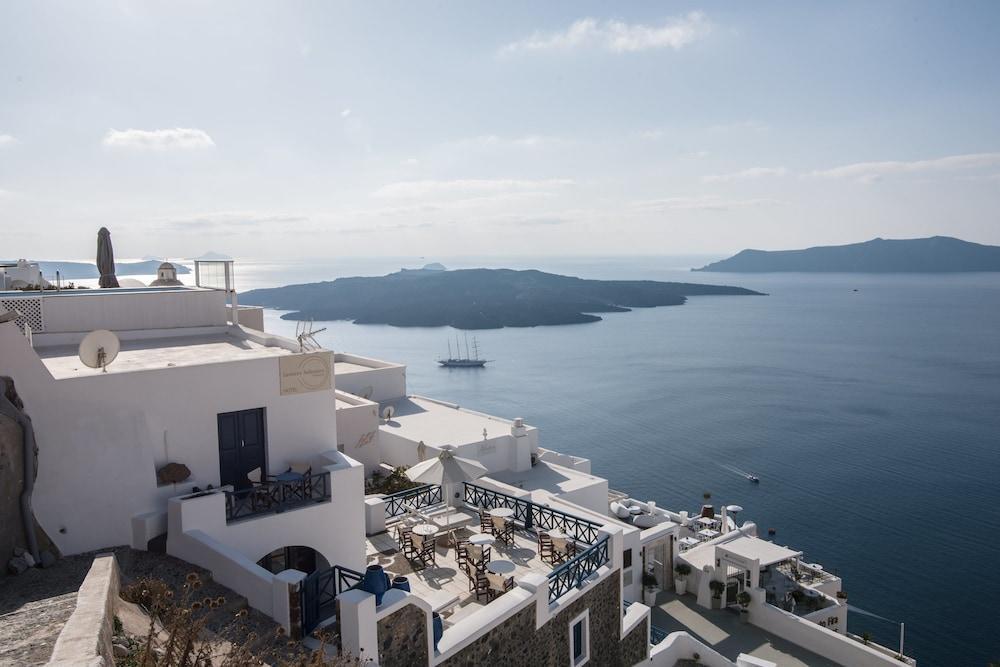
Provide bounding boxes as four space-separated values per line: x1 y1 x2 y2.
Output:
257 545 329 575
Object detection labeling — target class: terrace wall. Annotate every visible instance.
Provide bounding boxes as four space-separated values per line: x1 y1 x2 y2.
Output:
333 353 406 401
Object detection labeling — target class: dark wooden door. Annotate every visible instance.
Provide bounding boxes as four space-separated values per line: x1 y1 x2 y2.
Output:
217 408 267 489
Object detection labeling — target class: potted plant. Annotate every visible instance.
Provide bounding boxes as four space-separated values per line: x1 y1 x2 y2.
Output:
642 572 660 606
709 580 726 609
674 562 692 595
736 591 752 623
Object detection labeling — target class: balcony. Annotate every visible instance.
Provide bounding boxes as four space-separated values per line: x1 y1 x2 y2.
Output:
224 471 332 523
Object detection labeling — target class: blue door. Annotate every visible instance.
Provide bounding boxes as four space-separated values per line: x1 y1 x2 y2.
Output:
217 408 267 489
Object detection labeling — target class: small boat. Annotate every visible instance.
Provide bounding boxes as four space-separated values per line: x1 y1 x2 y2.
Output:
746 474 760 483
438 334 490 368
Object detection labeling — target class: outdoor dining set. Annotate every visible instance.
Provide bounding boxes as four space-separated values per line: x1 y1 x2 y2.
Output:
393 503 581 603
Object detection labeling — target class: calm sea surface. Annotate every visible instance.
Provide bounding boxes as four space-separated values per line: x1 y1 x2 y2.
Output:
119 256 1000 665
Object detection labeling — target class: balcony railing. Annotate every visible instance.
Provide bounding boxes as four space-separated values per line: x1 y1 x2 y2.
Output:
383 484 443 520
547 536 610 602
463 482 603 545
224 471 331 523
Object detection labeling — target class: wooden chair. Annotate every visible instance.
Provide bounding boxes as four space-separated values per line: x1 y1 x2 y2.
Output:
409 533 436 568
492 516 514 545
469 570 490 601
456 539 470 572
551 535 575 564
397 525 415 558
479 509 493 533
486 572 515 601
537 532 554 564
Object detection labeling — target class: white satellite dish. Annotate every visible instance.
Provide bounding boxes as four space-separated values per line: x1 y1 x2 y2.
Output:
726 504 744 514
78 329 120 373
381 405 396 420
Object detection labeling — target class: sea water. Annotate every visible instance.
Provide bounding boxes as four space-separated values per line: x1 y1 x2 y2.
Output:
94 256 1000 664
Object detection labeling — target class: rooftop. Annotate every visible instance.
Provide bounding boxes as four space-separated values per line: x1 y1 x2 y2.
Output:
489 461 606 501
381 395 531 447
38 330 293 378
718 536 802 568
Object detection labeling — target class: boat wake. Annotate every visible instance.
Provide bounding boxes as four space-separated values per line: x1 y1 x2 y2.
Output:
719 463 759 481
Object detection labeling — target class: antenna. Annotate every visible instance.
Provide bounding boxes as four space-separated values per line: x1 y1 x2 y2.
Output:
295 319 327 351
78 329 120 373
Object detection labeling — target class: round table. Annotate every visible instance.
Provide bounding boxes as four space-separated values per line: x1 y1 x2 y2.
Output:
486 559 516 575
412 523 438 537
547 529 567 540
489 507 514 519
469 533 495 546
628 506 643 516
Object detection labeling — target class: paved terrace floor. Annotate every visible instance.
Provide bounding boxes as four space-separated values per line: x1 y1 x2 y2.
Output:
650 590 839 667
367 521 554 626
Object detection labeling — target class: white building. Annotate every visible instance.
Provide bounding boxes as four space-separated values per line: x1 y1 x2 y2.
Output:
0 259 49 289
0 263 915 667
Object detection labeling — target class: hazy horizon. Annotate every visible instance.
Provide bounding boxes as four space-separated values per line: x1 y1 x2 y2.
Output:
3 2 999 259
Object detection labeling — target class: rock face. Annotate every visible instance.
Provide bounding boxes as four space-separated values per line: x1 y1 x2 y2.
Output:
156 462 191 485
0 376 58 572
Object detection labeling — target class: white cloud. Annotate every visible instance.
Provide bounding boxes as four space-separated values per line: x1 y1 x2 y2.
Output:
703 167 788 183
810 152 1000 184
372 178 575 199
102 128 215 150
0 134 16 146
153 210 306 232
500 12 710 56
340 109 351 118
633 196 785 212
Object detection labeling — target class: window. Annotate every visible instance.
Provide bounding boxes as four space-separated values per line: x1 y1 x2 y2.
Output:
569 609 590 666
623 548 633 569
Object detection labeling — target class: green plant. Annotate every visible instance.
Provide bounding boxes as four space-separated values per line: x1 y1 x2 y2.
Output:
736 591 752 608
674 563 692 578
642 572 658 588
862 631 872 645
709 580 725 599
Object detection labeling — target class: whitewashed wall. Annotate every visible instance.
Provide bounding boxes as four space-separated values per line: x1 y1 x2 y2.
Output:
335 391 380 475
0 323 339 556
32 288 227 333
333 353 406 402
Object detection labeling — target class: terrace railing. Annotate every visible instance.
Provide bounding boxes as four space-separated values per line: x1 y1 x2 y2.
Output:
383 484 443 520
547 536 610 602
463 482 603 545
224 471 331 523
301 564 363 636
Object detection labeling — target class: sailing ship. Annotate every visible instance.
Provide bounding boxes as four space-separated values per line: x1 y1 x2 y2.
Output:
438 334 489 368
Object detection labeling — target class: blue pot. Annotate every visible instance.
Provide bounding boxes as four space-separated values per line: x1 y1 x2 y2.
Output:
432 611 443 651
362 564 391 605
391 575 411 592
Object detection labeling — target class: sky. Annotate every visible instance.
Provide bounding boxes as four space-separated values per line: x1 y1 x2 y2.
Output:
2 1 999 260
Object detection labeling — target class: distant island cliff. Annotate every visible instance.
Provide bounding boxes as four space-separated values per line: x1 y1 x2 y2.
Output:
241 268 763 329
694 236 1000 273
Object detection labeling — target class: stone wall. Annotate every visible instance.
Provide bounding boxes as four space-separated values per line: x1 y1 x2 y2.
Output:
620 613 650 666
439 572 641 667
377 602 429 667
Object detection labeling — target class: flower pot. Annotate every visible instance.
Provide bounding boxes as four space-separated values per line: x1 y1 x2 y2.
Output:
391 575 410 593
361 564 391 605
740 609 750 624
675 578 688 595
432 612 444 651
643 587 660 606
711 596 721 609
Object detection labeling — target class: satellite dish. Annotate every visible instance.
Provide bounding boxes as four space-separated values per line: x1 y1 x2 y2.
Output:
78 329 120 373
118 278 146 287
381 405 396 420
726 504 744 514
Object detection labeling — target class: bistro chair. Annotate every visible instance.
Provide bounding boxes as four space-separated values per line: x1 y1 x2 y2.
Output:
492 516 514 545
397 524 415 558
467 544 491 573
486 572 515 601
410 533 436 568
479 509 493 533
537 532 555 564
469 570 490 601
456 539 470 571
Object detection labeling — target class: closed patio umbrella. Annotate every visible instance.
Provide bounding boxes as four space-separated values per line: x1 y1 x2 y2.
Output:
97 227 119 288
406 445 487 513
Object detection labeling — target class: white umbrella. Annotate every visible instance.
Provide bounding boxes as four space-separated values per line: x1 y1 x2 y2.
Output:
406 445 487 521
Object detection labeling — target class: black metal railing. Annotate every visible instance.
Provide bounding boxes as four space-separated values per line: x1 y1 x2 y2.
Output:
224 471 331 523
383 484 443 519
546 536 610 602
463 482 603 545
301 564 363 636
650 624 669 645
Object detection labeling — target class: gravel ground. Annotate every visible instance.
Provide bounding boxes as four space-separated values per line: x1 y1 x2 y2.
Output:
0 546 304 666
